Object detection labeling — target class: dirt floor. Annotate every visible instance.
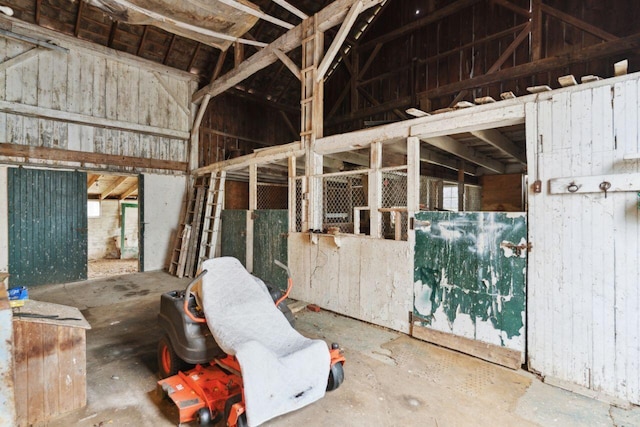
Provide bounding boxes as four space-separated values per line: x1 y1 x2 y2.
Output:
88 259 138 279
26 272 640 427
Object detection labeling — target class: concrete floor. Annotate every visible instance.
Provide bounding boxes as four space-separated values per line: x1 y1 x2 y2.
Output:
27 272 640 427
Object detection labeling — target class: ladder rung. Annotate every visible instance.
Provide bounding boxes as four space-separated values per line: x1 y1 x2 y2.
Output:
301 66 315 73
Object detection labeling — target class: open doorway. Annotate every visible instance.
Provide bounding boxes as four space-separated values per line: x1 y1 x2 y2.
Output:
87 173 139 279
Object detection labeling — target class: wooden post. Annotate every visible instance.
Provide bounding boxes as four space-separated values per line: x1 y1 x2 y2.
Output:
458 159 465 211
531 0 542 61
288 155 297 233
369 141 382 238
301 16 325 232
407 136 420 243
247 163 257 272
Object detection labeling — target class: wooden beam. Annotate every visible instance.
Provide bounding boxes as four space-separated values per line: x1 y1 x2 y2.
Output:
272 0 308 19
100 176 127 200
228 87 299 114
327 95 413 126
194 141 304 175
119 181 138 199
458 160 465 211
87 174 100 189
233 41 243 67
316 0 363 82
279 110 298 140
0 47 44 73
0 143 188 172
470 129 526 164
531 0 542 61
273 48 301 79
108 21 118 48
358 42 382 78
137 25 149 56
421 31 640 99
0 100 190 140
218 0 294 29
187 42 201 71
489 0 530 17
35 0 42 25
163 33 175 64
357 86 407 120
358 0 481 51
152 72 190 117
211 50 228 81
192 0 385 103
421 136 505 174
420 146 478 175
540 3 618 42
0 29 68 53
74 0 84 37
104 0 267 48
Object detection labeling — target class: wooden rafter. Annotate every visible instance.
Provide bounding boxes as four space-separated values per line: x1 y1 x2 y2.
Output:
192 0 385 103
540 3 618 42
273 48 300 79
163 34 176 64
358 0 481 51
211 50 228 82
74 0 85 37
219 0 294 29
357 86 406 120
108 21 118 48
421 31 640 100
421 136 505 174
100 176 128 200
35 0 42 25
119 181 138 200
489 0 530 18
87 174 100 189
137 25 149 56
470 129 526 164
272 0 308 20
279 110 298 140
188 43 201 71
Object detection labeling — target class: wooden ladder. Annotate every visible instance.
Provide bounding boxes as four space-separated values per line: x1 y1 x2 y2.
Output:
196 171 226 272
168 175 207 277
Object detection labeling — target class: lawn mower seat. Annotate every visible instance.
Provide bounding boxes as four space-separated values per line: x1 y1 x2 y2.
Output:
200 257 330 427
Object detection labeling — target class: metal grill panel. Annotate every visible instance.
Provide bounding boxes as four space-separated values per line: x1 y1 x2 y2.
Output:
381 170 408 240
322 174 367 233
257 183 288 209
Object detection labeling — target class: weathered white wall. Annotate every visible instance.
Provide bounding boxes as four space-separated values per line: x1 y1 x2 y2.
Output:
88 200 121 260
289 233 413 333
527 74 640 404
143 174 186 271
0 167 7 273
0 19 197 174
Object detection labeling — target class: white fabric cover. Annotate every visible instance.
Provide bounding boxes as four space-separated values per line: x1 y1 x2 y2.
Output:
200 257 330 427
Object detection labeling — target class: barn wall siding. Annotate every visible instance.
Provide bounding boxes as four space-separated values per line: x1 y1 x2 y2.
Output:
288 233 413 334
0 22 197 174
526 77 640 404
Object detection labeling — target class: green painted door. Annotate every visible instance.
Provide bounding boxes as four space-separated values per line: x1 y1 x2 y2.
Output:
8 168 87 286
221 210 247 266
413 211 527 352
253 210 288 291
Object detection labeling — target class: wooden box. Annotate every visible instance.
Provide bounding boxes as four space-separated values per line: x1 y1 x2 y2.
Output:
12 300 91 426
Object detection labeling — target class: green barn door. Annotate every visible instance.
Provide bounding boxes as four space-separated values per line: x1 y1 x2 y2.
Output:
8 168 87 287
413 211 527 359
220 210 247 266
253 210 288 291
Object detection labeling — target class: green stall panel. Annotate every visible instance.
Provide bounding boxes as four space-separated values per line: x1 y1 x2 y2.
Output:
8 168 87 286
253 210 288 291
413 211 527 351
221 210 247 266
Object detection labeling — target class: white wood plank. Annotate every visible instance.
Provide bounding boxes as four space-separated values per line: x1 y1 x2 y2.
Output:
6 114 23 144
79 53 95 116
92 57 106 118
37 50 54 108
51 50 68 111
66 50 82 114
105 60 118 120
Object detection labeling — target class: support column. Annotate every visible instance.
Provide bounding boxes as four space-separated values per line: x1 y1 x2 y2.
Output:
301 15 324 232
247 163 257 272
457 160 465 211
369 141 382 238
407 137 420 244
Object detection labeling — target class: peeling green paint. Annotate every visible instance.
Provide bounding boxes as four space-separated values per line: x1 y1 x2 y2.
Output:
413 212 526 343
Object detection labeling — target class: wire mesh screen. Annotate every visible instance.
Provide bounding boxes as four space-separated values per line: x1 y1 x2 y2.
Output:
419 176 443 210
381 170 408 240
465 185 482 211
294 177 303 232
322 174 367 233
257 183 288 209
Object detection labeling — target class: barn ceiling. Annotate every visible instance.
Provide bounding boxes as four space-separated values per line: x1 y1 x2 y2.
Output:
0 0 381 111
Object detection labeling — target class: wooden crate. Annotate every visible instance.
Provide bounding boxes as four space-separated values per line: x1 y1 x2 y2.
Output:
12 300 91 426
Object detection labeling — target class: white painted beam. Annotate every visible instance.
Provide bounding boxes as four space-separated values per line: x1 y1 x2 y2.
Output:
272 0 308 19
218 0 294 29
420 146 478 175
193 141 304 175
421 135 506 174
470 128 526 164
0 47 45 72
0 100 190 140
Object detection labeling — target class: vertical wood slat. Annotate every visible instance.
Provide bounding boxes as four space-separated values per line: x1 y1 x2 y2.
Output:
527 77 640 405
13 320 87 426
